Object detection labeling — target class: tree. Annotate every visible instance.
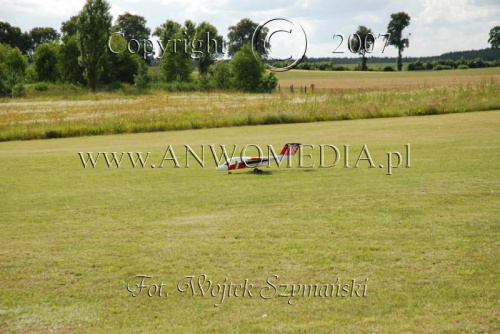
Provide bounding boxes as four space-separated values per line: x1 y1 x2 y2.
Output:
387 12 411 71
160 31 192 82
194 22 223 75
34 42 60 82
489 26 500 49
227 18 267 57
59 16 84 84
29 27 60 50
183 20 196 40
134 60 150 88
105 35 140 84
60 35 84 84
0 22 31 54
0 44 28 74
211 61 231 89
77 0 112 91
351 25 374 71
0 43 28 96
113 13 151 60
153 20 182 43
61 16 79 38
154 20 194 82
230 43 264 92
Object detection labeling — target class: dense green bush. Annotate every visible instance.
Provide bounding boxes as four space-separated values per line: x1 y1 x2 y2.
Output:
468 58 486 68
104 36 140 85
105 81 123 91
332 65 348 71
133 60 150 89
434 64 452 70
259 72 278 93
407 57 498 71
159 32 192 83
198 75 215 91
33 82 49 91
211 61 231 89
24 66 38 83
11 84 26 97
34 42 61 82
408 60 424 71
0 43 28 96
60 36 84 84
230 43 264 92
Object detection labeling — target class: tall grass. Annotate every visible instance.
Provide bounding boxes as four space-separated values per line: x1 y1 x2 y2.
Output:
0 82 498 141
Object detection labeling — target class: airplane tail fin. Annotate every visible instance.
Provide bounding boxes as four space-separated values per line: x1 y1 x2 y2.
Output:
279 143 301 156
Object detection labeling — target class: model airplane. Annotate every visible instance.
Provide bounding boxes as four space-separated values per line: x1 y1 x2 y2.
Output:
216 143 301 173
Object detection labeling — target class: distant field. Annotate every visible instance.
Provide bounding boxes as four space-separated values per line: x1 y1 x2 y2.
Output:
275 67 500 90
0 111 498 332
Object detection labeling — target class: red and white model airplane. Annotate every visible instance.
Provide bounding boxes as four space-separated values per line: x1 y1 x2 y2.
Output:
216 143 301 173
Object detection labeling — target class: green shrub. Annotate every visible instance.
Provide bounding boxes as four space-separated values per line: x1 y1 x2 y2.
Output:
259 72 278 93
434 64 452 71
11 84 26 97
134 61 150 89
457 64 469 70
25 66 38 84
211 61 231 89
60 36 84 84
408 60 424 71
383 66 395 72
0 44 28 97
34 82 49 91
106 81 123 91
159 32 192 83
230 43 264 92
332 65 348 71
198 75 215 91
468 58 486 68
33 43 61 83
107 49 141 84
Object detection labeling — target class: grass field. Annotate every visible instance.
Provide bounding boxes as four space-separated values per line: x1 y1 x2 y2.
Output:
0 110 499 332
275 67 500 90
1 68 499 141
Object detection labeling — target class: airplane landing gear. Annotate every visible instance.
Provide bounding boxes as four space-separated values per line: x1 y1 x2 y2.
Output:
253 168 263 174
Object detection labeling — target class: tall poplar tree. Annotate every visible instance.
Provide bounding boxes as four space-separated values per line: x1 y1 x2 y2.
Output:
77 0 112 90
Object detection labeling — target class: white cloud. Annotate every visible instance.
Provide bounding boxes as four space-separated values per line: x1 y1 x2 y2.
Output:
419 0 499 24
0 0 497 57
2 0 84 18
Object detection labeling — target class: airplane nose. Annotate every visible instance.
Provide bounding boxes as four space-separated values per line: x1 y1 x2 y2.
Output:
216 164 228 171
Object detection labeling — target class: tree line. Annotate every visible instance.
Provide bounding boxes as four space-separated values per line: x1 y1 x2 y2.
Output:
271 55 499 72
0 0 277 97
298 48 500 66
345 16 500 71
271 24 500 72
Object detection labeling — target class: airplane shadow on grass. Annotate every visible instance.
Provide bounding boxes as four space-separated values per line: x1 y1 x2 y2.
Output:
226 168 317 176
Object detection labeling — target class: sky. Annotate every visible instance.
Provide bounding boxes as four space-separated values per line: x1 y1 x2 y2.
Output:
1 0 499 59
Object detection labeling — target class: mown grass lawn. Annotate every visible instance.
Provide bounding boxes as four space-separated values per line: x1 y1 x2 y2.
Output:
0 111 499 333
